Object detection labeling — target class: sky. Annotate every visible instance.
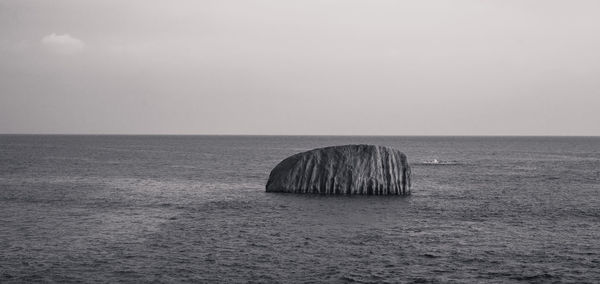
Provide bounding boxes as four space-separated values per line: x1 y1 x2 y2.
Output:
1 0 599 135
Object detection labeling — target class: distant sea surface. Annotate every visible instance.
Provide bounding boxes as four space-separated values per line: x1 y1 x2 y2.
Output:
1 135 599 283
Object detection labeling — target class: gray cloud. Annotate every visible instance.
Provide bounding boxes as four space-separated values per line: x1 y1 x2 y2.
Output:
41 33 85 55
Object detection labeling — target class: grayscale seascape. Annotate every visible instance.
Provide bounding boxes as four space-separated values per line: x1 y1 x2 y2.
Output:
2 1 600 282
1 135 599 283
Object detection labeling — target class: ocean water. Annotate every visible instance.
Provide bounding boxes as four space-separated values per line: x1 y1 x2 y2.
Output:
1 135 599 283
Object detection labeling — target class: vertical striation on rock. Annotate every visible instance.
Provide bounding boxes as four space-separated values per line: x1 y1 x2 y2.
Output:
266 145 411 195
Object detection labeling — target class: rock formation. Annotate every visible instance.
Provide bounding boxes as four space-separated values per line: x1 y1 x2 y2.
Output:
266 145 411 195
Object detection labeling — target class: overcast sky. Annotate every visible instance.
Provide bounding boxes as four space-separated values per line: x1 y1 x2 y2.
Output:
1 0 599 135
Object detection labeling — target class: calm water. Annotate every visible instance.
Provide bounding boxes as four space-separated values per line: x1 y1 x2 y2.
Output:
1 135 599 283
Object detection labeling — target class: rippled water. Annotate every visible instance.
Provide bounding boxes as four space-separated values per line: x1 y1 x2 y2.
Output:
1 135 599 283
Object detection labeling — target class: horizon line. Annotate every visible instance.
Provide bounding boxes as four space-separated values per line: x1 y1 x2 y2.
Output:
1 133 599 137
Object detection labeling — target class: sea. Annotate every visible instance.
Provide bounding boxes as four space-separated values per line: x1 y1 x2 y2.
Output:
1 135 599 283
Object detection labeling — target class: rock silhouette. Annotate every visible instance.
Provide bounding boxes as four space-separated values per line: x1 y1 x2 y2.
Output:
266 145 411 195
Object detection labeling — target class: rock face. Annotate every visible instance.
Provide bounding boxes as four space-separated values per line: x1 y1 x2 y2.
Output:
266 145 411 195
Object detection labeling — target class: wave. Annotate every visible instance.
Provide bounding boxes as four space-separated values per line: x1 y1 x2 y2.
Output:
415 159 461 166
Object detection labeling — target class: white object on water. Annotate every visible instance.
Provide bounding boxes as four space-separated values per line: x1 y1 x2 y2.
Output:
423 158 440 164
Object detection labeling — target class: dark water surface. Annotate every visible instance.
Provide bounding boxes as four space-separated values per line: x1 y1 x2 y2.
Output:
1 135 599 283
